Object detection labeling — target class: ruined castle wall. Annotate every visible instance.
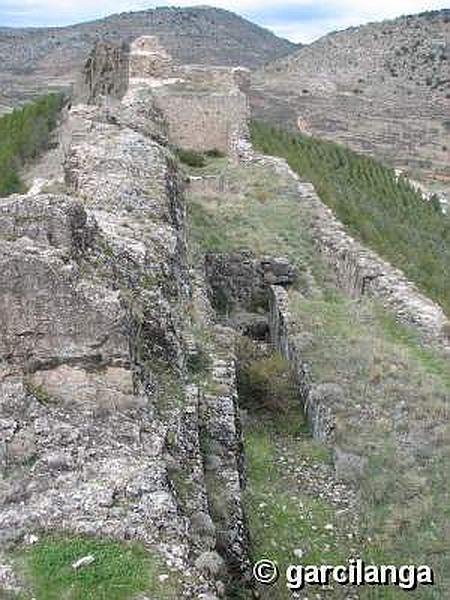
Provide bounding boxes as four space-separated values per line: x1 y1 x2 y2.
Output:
128 36 173 79
79 40 130 103
268 285 337 442
251 153 450 351
80 35 250 157
176 65 250 92
204 251 295 312
155 92 249 156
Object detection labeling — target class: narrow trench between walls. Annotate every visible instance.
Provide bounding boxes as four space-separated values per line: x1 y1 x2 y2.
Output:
202 278 360 600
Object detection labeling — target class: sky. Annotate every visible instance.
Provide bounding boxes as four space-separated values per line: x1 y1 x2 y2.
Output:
0 0 448 43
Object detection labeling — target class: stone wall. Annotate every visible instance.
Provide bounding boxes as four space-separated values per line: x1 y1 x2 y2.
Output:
250 153 450 352
205 251 295 313
80 40 129 103
81 35 251 158
153 91 249 157
198 325 250 582
0 97 248 598
268 285 336 442
175 65 251 92
128 35 173 79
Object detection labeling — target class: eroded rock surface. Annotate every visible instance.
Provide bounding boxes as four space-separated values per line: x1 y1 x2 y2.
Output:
0 78 247 597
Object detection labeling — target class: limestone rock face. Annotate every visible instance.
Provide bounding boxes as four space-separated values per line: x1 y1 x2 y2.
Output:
0 194 127 371
81 40 130 102
0 33 256 597
0 194 94 254
0 74 250 595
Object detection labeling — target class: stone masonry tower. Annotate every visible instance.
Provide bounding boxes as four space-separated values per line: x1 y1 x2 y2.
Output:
82 35 250 158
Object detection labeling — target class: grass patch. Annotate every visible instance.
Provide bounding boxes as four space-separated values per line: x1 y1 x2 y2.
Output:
15 534 179 600
375 309 450 387
250 120 450 316
243 420 346 600
187 160 330 290
288 290 450 598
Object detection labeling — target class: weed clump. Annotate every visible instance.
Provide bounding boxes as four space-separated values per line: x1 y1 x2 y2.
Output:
205 148 225 158
175 147 206 168
237 338 297 413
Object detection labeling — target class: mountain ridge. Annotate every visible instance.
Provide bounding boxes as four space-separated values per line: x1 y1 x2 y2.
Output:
0 5 296 114
251 8 450 192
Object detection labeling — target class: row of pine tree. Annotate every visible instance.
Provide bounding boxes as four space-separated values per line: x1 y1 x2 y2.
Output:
250 120 450 316
0 93 65 196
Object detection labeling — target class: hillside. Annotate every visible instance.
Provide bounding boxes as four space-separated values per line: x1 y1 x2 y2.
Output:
251 9 450 191
0 6 295 114
250 121 450 316
2 34 450 600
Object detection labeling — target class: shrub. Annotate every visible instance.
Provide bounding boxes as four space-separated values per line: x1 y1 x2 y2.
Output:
205 148 225 158
175 147 206 168
186 346 211 375
237 339 297 413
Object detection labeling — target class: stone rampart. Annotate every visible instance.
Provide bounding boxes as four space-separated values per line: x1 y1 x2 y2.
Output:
82 35 250 157
155 92 248 156
81 40 129 102
128 35 174 79
251 153 450 351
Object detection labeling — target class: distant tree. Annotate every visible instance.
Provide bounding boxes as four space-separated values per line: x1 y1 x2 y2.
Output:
250 120 450 316
0 92 65 197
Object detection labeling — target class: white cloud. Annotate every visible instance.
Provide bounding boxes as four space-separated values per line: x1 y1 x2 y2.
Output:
254 0 450 42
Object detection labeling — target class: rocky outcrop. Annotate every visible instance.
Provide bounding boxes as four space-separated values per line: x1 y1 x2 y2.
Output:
81 40 130 103
0 81 248 597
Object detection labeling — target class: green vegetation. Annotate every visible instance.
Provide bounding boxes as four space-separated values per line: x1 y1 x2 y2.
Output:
288 289 450 599
250 121 450 316
24 380 53 406
237 339 344 600
237 338 297 414
0 93 65 197
186 346 212 377
187 159 324 289
175 147 226 169
244 426 344 596
205 148 225 159
16 534 179 600
187 152 450 598
174 147 206 168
